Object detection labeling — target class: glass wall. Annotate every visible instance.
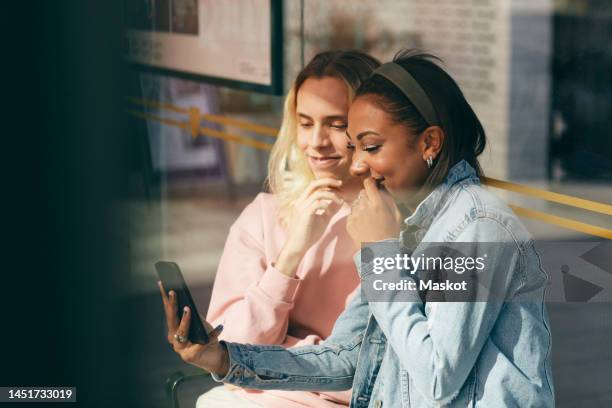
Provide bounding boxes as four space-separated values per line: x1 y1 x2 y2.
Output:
125 1 611 406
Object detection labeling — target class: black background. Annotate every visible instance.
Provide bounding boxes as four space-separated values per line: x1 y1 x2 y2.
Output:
2 2 130 407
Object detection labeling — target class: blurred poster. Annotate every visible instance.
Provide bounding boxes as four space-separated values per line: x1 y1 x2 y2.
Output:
124 0 281 93
140 73 224 174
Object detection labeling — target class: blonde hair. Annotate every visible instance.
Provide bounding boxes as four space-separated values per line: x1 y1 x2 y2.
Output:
265 50 380 226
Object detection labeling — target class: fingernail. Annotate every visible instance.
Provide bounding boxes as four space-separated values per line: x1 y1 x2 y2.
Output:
336 180 343 184
169 290 174 297
183 306 189 314
214 324 224 333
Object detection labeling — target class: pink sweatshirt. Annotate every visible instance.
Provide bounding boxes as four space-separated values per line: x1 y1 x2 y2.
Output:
206 193 360 407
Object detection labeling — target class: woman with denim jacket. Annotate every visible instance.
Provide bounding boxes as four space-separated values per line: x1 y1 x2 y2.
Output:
160 50 555 407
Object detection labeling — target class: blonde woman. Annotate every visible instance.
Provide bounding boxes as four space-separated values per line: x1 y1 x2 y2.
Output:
190 51 380 407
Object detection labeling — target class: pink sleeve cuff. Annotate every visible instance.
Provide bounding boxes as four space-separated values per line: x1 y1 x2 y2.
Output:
256 265 302 303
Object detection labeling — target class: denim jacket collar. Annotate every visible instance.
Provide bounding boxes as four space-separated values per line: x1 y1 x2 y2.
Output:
403 160 480 233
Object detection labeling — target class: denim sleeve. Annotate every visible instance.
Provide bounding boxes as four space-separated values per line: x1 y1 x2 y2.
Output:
211 291 369 391
363 218 521 404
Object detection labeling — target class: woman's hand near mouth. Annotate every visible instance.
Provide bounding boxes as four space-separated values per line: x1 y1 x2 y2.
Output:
274 178 345 277
347 178 402 248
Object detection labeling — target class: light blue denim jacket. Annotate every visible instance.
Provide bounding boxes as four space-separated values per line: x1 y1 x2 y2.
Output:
214 161 555 407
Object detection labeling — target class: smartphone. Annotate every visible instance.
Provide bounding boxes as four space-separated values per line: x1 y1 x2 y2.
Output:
156 261 209 344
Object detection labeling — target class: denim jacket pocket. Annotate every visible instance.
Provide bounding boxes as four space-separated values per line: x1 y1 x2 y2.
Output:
408 369 476 407
400 368 410 408
454 369 477 408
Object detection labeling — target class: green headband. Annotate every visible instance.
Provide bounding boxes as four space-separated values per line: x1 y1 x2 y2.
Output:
372 62 440 126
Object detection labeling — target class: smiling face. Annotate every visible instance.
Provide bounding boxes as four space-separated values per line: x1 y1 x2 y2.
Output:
296 77 353 181
347 96 430 200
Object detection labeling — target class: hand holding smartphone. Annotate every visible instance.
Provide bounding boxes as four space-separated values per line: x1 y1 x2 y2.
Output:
156 261 209 344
